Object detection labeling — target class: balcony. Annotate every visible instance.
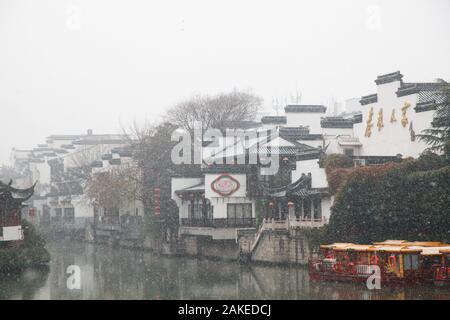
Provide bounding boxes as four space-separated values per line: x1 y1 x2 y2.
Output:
260 217 327 230
179 218 256 240
180 218 256 228
288 217 327 228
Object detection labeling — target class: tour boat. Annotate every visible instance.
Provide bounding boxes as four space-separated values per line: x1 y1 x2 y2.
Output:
309 240 450 286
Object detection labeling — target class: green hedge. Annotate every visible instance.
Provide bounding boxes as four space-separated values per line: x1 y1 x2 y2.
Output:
326 153 450 243
0 220 50 272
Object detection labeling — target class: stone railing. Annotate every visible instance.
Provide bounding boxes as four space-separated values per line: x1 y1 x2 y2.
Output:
260 217 327 230
289 217 327 228
180 218 256 228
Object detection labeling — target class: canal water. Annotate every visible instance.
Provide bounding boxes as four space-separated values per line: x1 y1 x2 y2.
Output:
1 241 449 300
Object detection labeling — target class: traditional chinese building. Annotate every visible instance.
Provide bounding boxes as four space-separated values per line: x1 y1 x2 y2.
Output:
170 71 446 263
354 71 444 159
0 180 35 242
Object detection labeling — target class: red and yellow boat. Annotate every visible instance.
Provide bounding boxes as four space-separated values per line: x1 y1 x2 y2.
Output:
309 240 450 286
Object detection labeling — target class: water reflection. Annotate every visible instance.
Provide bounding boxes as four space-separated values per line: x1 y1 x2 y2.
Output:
1 242 449 300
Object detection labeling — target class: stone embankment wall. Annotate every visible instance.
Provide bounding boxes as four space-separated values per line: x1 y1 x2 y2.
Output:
251 230 310 265
180 236 239 260
238 228 312 265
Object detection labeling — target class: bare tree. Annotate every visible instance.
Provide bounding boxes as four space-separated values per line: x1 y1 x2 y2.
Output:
165 90 263 132
67 144 111 182
85 164 142 211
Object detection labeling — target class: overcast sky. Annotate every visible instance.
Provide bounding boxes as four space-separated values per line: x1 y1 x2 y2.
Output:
1 0 449 165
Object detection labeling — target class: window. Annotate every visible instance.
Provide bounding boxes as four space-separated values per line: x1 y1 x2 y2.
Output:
403 254 419 271
303 200 311 219
313 199 322 220
295 199 303 219
188 199 212 219
55 208 62 217
63 207 75 223
227 204 252 221
344 148 354 156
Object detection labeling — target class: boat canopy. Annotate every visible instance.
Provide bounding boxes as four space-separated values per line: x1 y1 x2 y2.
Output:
414 246 450 256
320 243 353 250
334 244 374 252
372 240 407 246
321 240 450 255
401 241 444 247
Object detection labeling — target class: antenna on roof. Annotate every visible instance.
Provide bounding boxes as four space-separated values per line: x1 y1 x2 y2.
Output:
296 90 302 104
272 97 281 116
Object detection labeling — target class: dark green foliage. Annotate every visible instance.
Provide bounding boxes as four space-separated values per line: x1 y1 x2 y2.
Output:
132 122 182 237
321 154 353 174
326 153 450 243
418 79 450 162
0 220 50 272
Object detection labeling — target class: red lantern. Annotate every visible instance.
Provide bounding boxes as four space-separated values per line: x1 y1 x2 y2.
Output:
269 202 275 208
154 188 161 216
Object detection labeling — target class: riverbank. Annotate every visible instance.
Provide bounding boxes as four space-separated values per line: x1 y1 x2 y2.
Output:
3 240 449 300
0 221 50 273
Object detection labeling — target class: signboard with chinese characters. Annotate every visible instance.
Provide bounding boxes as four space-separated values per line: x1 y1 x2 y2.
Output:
210 174 240 197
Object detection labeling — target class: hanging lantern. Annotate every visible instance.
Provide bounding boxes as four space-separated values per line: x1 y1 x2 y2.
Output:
287 201 294 208
269 201 275 208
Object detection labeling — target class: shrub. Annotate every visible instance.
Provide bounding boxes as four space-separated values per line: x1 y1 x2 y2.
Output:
326 153 450 243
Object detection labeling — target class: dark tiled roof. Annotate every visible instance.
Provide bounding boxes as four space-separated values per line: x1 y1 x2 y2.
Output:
175 182 205 195
32 147 54 152
360 94 377 105
394 82 446 113
42 152 57 157
111 147 133 157
375 71 403 85
260 116 287 124
109 159 121 165
90 160 103 168
353 113 363 124
72 139 127 145
297 134 324 141
279 126 310 139
266 173 329 198
414 86 446 113
396 82 443 97
221 120 262 129
295 150 322 161
321 117 354 128
284 105 327 113
29 158 45 163
201 164 252 174
253 144 315 156
415 101 436 113
101 154 113 160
